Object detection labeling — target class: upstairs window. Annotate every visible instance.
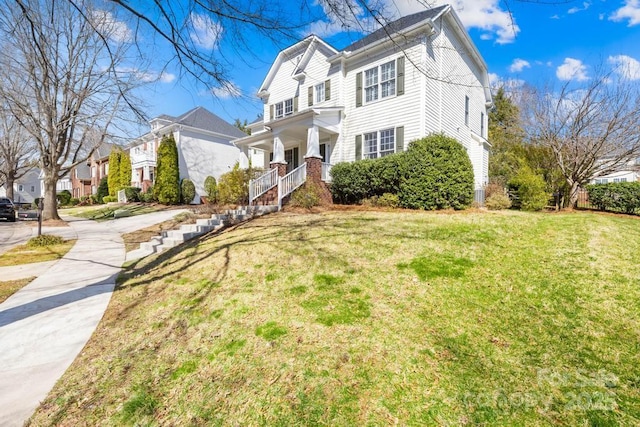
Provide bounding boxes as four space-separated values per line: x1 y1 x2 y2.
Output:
465 96 470 126
273 97 295 119
364 60 396 104
315 82 325 103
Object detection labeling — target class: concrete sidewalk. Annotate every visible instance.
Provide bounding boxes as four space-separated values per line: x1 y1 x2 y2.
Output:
0 208 191 426
0 216 124 426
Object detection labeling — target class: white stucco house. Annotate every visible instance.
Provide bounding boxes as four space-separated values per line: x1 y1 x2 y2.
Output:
129 106 260 204
234 4 491 206
0 168 42 204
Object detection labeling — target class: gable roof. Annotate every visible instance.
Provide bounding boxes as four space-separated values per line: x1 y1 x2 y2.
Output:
154 106 246 138
258 35 339 97
343 5 448 52
93 142 115 161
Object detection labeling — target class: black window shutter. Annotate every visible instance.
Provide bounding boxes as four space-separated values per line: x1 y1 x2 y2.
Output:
397 56 405 96
325 79 331 101
396 126 404 152
356 72 362 107
308 86 313 106
355 135 362 160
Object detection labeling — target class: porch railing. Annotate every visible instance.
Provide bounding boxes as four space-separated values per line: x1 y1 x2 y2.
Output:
249 168 278 205
278 163 307 209
321 162 333 182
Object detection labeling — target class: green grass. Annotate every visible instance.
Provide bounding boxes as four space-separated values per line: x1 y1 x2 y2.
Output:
70 203 172 222
0 240 76 266
29 210 640 426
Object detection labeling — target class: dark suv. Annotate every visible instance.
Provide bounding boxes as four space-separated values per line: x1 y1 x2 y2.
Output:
0 197 16 222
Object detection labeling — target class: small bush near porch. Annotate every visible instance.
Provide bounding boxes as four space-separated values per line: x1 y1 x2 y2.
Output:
31 210 640 426
331 134 474 210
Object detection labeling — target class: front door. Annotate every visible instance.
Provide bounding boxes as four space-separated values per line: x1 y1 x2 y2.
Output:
284 148 299 173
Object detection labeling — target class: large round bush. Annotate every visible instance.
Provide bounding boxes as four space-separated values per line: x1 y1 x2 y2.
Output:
397 134 474 210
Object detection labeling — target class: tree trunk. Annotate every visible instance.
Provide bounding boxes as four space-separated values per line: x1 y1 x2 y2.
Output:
5 175 14 201
568 180 581 208
43 177 60 220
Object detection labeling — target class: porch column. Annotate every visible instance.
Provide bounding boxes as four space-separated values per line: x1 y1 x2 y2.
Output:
270 135 287 177
238 146 250 169
305 125 321 159
304 125 322 184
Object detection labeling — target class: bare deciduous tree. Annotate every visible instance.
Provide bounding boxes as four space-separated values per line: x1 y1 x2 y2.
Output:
0 0 141 219
0 108 35 200
523 73 640 206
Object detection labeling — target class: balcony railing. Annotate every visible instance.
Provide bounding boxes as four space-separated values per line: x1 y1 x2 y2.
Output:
321 162 333 182
278 163 307 209
249 168 278 205
130 150 156 166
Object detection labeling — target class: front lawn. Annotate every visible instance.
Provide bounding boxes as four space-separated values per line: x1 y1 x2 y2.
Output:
30 210 640 426
70 203 177 222
0 239 76 267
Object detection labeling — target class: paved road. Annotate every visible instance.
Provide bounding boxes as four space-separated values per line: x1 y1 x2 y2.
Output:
0 209 190 426
0 221 32 256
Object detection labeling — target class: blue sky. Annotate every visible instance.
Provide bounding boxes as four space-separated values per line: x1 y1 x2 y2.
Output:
126 0 640 128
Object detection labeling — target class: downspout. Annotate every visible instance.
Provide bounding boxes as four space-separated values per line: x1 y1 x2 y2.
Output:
438 21 443 133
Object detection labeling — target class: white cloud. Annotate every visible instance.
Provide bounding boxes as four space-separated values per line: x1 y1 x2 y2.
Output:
433 0 520 44
313 0 520 44
556 58 589 81
211 81 242 99
550 14 560 19
488 73 524 91
608 55 640 80
90 10 133 43
190 13 223 50
610 0 640 26
509 58 530 73
568 2 590 14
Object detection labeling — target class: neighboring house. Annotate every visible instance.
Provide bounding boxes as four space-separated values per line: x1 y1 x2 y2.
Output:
590 158 640 184
234 4 492 206
129 106 255 204
70 163 92 198
38 170 72 201
89 142 113 194
0 168 41 204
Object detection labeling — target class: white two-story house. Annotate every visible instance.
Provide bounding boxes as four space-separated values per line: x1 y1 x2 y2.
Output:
129 106 256 204
235 4 492 206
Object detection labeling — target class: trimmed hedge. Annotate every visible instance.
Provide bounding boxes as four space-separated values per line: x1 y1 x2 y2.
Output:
155 134 181 205
586 182 640 214
330 134 474 210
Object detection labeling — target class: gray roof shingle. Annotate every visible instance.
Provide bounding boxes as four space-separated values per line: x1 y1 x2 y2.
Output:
343 5 448 52
173 107 246 138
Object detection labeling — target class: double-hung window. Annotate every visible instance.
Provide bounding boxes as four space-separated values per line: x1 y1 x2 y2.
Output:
273 97 295 119
364 60 396 103
363 128 395 159
284 98 293 116
315 82 325 103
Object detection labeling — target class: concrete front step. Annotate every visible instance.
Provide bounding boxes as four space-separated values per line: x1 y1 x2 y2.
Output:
124 205 278 261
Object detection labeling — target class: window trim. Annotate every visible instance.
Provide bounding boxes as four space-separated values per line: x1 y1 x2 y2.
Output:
362 127 395 159
363 60 396 104
465 95 470 127
315 82 325 104
274 97 295 119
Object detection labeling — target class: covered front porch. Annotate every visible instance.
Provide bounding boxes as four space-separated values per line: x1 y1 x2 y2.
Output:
234 108 342 207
